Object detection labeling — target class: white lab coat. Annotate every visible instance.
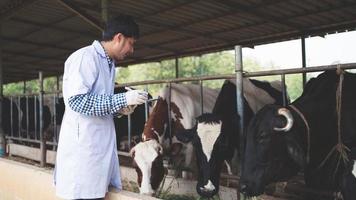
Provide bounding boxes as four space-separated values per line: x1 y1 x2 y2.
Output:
54 41 121 199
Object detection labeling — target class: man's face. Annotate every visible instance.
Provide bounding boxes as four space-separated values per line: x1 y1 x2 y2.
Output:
112 33 135 61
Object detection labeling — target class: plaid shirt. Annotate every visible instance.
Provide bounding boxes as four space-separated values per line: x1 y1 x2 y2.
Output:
67 41 127 116
68 93 127 116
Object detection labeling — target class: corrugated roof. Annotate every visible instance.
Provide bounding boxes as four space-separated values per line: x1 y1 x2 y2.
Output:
1 0 356 83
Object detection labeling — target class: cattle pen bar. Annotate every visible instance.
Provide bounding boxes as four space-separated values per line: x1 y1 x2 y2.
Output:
4 62 356 199
116 63 356 87
5 62 356 160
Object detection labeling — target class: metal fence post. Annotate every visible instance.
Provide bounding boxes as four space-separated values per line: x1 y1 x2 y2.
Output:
0 24 5 157
235 45 245 200
39 71 46 167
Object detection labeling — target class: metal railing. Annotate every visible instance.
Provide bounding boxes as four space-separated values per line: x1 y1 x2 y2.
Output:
2 63 356 173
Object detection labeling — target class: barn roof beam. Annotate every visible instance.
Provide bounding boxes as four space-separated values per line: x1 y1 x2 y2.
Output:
138 0 284 41
0 0 39 22
58 0 229 46
141 0 199 17
143 0 356 49
56 0 103 32
4 67 60 74
14 15 83 39
56 0 179 55
104 19 356 68
4 51 64 62
11 16 97 37
2 36 73 51
226 20 356 48
215 0 303 30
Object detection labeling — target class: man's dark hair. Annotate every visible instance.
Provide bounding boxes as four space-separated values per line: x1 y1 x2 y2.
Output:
102 15 139 41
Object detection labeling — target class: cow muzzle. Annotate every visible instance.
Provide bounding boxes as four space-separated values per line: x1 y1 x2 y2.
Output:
139 187 155 196
197 180 217 198
239 181 264 197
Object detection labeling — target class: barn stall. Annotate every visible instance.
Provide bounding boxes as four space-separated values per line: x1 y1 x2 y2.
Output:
1 0 356 199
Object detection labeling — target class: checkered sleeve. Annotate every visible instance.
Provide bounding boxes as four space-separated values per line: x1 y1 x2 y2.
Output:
68 93 127 116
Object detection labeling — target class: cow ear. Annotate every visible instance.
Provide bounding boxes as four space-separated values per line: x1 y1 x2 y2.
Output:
285 137 306 168
129 146 136 158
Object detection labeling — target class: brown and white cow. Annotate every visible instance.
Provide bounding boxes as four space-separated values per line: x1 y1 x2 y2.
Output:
130 83 220 195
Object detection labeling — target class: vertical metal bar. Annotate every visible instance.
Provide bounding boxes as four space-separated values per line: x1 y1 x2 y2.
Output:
127 114 132 150
18 96 21 138
56 76 60 144
56 76 60 91
26 96 29 138
200 80 204 115
235 45 244 200
53 94 57 150
198 55 204 115
281 74 287 106
0 25 5 157
167 83 172 146
39 72 46 167
144 85 149 121
34 95 37 139
175 58 179 78
23 81 26 94
10 97 13 137
301 37 307 88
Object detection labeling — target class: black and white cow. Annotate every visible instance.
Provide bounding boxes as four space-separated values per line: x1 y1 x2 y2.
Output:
176 78 286 197
0 96 51 144
19 97 52 140
1 97 19 137
240 70 356 200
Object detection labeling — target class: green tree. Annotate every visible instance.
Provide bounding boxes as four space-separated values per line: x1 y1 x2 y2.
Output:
3 50 305 102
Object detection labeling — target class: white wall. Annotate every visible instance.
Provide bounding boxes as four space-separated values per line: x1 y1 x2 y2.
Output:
0 158 159 200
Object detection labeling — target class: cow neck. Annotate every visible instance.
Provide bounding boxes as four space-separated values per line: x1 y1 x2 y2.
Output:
142 98 168 142
288 104 311 164
143 96 185 143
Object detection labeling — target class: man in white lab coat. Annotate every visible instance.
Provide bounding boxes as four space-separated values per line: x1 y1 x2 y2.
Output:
54 15 147 200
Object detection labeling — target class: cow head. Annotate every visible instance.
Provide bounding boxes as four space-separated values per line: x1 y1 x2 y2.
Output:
240 104 304 196
130 140 165 195
177 114 229 198
131 97 184 195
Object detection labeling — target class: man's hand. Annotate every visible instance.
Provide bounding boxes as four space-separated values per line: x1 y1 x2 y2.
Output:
125 88 148 105
118 105 137 115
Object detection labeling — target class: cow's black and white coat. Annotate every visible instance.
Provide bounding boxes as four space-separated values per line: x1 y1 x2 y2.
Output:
177 78 286 197
240 70 356 200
